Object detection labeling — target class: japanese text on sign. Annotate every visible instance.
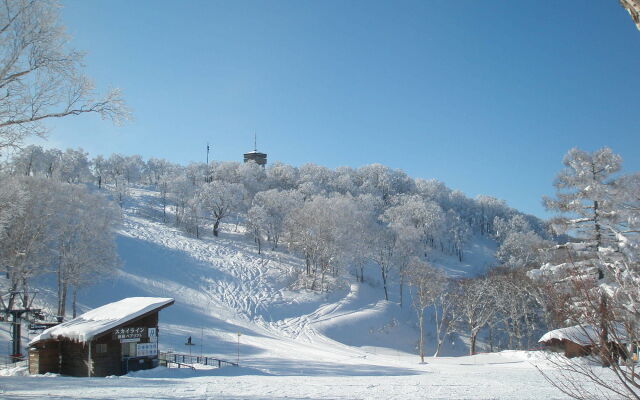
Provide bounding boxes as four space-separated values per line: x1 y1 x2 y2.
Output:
112 327 147 340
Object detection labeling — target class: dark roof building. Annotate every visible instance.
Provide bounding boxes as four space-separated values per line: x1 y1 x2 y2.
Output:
243 134 267 166
243 150 267 166
28 297 174 377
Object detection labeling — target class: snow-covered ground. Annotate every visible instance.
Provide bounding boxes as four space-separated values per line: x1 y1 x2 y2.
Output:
1 352 573 399
0 187 571 399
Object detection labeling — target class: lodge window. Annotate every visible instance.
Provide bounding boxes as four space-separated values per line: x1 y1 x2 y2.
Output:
121 342 137 357
96 343 107 353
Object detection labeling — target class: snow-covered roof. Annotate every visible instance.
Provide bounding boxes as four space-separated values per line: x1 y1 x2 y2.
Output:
29 297 174 345
539 324 627 346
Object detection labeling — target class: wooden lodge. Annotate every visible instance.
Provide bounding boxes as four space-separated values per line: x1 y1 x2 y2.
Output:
28 297 174 377
539 324 629 359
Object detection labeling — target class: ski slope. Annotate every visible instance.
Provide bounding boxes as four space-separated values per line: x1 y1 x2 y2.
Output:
0 187 573 399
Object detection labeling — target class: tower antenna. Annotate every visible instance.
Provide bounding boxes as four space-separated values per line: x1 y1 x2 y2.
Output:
254 132 257 152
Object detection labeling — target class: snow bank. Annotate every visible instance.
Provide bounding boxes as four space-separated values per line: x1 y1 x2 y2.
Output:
29 297 174 344
0 363 29 377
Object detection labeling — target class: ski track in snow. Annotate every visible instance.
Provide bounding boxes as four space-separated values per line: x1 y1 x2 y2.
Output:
119 189 342 346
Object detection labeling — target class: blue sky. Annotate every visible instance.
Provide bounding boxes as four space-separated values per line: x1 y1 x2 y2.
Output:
38 0 640 218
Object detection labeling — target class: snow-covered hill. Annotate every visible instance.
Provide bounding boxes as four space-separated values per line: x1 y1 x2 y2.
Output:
0 186 573 399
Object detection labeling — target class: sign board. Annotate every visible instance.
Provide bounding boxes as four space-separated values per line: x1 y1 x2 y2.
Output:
136 342 158 357
28 323 59 331
113 327 147 341
120 338 140 343
148 327 157 338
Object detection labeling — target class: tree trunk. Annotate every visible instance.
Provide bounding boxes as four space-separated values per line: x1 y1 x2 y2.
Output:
381 266 389 301
418 311 425 363
434 306 441 357
213 218 220 237
470 331 478 355
59 281 67 320
599 294 610 367
72 286 78 318
399 276 404 308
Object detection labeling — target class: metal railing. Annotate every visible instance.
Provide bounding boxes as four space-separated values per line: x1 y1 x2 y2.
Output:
158 352 238 369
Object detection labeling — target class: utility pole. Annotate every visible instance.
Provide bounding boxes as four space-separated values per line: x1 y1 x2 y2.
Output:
206 143 211 183
237 332 241 366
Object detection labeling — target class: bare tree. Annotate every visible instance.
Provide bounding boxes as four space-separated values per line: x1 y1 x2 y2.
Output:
433 279 459 357
454 276 498 355
405 257 446 363
0 0 129 150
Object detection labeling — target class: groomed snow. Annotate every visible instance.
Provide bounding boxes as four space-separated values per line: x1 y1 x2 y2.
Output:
0 352 580 399
29 297 174 344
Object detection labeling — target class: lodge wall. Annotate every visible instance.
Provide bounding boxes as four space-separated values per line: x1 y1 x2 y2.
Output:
28 342 60 374
60 340 90 376
30 309 162 377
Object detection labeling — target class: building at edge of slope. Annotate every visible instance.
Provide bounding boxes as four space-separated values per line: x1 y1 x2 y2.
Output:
28 297 175 377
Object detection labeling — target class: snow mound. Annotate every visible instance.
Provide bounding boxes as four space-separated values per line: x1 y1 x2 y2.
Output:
0 363 29 377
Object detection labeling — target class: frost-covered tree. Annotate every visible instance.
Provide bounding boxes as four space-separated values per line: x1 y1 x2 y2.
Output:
454 276 498 355
531 148 624 322
123 155 144 185
368 223 399 301
474 195 508 236
432 278 458 357
145 158 174 186
92 155 107 188
249 189 303 250
168 175 196 227
357 164 415 202
284 194 366 290
58 148 91 183
266 161 299 190
543 147 622 252
106 153 126 187
52 185 120 318
0 178 59 312
197 180 246 237
246 205 268 254
530 148 640 397
0 0 128 150
0 176 26 244
7 145 46 176
298 164 336 194
383 195 445 258
443 210 471 261
494 215 551 269
238 161 267 199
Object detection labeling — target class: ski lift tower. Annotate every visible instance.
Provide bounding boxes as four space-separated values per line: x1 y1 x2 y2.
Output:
0 291 43 362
